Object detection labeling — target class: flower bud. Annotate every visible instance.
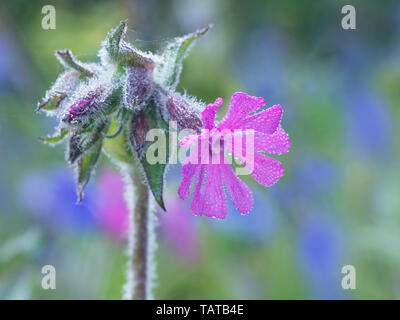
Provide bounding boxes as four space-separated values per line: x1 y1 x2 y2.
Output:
130 111 149 156
62 88 105 123
125 66 153 108
166 95 202 131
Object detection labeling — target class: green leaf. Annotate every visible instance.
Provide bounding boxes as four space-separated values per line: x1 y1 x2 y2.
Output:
140 157 166 210
159 25 211 89
36 94 65 112
104 20 154 69
55 50 94 78
102 110 134 163
130 102 168 210
36 71 81 113
39 128 69 144
105 20 127 60
105 108 127 139
76 138 103 203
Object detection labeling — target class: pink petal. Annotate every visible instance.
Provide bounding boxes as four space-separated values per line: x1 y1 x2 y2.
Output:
201 98 223 129
251 153 285 187
191 164 227 219
227 136 285 186
254 127 290 154
218 92 265 130
228 126 289 159
221 165 253 214
178 163 198 200
179 134 199 146
240 104 282 135
191 165 205 214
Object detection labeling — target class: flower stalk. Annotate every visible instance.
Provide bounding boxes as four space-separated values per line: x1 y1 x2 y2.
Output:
123 164 155 300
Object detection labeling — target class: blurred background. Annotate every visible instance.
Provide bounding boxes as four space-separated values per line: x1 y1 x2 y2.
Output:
0 0 400 299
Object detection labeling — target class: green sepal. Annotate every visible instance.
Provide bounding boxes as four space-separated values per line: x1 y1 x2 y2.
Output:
39 128 69 144
130 101 168 210
104 20 127 60
76 138 103 203
36 94 65 112
159 25 211 89
56 50 94 78
105 108 127 139
102 110 134 163
104 20 154 69
140 154 167 211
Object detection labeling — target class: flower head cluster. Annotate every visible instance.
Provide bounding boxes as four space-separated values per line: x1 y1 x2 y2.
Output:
37 21 290 219
37 21 209 207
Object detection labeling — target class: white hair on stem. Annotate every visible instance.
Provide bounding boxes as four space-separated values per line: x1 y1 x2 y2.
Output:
121 162 158 300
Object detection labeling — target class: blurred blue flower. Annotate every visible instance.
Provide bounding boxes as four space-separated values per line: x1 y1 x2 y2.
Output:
338 38 371 83
18 168 97 232
174 0 218 31
394 3 400 31
0 32 14 90
297 216 345 299
344 86 393 158
0 182 11 215
0 31 32 94
235 27 289 104
271 157 337 212
295 158 336 197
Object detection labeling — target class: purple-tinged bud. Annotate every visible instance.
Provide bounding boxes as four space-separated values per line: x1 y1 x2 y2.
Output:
130 111 149 157
63 88 104 123
125 66 153 108
166 95 202 131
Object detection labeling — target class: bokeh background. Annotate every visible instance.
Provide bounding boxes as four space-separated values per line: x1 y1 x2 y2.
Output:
1 0 400 299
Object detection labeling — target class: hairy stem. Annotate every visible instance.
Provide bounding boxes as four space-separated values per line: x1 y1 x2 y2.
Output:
123 164 155 300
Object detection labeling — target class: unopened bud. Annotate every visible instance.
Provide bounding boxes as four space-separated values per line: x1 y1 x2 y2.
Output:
125 66 152 108
166 95 202 131
63 88 104 123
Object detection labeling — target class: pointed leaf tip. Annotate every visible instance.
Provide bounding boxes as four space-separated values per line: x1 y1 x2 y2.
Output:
56 50 94 77
160 25 211 89
107 20 128 52
104 21 154 69
140 159 167 211
158 197 166 211
75 138 103 203
36 94 65 112
39 128 69 144
197 24 212 36
105 20 128 61
76 187 83 204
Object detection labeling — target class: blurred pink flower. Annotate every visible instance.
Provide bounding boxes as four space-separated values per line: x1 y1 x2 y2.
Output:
160 194 200 263
178 92 290 219
96 169 129 239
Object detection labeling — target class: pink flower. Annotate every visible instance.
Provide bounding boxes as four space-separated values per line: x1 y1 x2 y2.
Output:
96 169 129 239
178 92 290 219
